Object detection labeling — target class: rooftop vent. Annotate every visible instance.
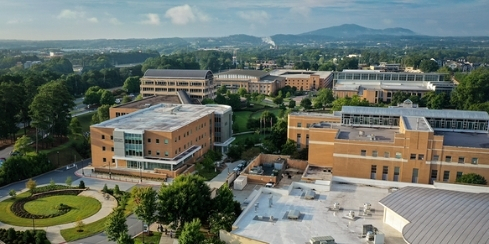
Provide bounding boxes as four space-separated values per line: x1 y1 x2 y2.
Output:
287 209 301 220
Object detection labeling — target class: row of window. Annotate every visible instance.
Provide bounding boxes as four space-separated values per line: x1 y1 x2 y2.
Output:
431 170 464 182
361 150 479 164
337 73 443 82
144 81 206 86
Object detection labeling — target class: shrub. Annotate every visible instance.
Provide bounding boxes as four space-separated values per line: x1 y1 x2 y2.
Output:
26 179 37 194
65 176 73 187
78 180 85 189
76 219 85 232
113 185 120 195
102 184 108 193
9 189 16 198
49 178 55 186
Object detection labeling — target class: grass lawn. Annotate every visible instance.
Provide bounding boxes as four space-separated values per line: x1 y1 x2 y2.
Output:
0 192 101 227
61 194 136 242
134 232 162 244
197 170 219 181
250 108 283 120
232 133 265 145
233 111 252 132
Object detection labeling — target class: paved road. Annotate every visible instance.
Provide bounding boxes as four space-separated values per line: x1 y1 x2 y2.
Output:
0 146 13 160
0 159 89 198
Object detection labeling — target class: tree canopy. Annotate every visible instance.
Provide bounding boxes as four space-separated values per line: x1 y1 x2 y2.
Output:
456 173 487 185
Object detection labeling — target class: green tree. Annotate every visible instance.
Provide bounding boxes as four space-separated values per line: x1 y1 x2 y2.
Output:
117 231 134 244
288 100 296 108
336 57 358 71
26 178 37 195
178 219 205 244
132 187 157 228
318 61 336 71
105 208 129 242
281 139 298 155
455 173 487 185
14 135 32 155
157 175 211 228
121 95 132 104
135 94 143 101
313 88 334 109
237 87 247 97
123 76 141 94
419 59 439 72
272 96 283 105
331 95 369 111
65 176 72 187
8 189 16 198
69 117 83 140
96 105 111 123
451 67 489 110
83 86 103 105
100 90 115 105
300 97 312 110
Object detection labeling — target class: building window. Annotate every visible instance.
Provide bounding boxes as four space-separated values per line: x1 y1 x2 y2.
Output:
102 146 106 151
410 154 416 160
156 151 160 156
395 152 402 159
165 151 169 156
156 139 160 144
148 138 151 143
458 157 465 164
472 158 478 165
306 123 311 128
110 136 113 140
443 171 450 182
394 167 400 182
456 172 463 180
370 165 377 179
384 152 390 158
361 150 367 156
412 168 419 183
382 166 388 180
432 155 439 161
445 156 452 163
148 150 152 155
418 154 424 160
165 139 168 144
102 135 105 139
431 170 438 184
297 123 302 127
111 147 114 152
372 151 378 157
103 158 106 162
112 159 115 163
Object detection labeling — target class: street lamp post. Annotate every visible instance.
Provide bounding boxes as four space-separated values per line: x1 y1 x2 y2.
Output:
57 151 59 167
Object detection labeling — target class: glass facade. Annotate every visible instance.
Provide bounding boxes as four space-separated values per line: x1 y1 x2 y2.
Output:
124 133 143 157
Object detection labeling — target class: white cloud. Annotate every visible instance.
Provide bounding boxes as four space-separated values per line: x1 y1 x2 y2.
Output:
141 13 160 25
382 19 393 25
109 17 122 25
237 10 270 24
290 6 311 18
87 17 98 23
57 9 85 19
164 4 209 25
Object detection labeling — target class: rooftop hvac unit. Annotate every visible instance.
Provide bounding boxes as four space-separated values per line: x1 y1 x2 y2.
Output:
309 236 335 244
366 231 374 241
333 202 340 210
358 130 365 136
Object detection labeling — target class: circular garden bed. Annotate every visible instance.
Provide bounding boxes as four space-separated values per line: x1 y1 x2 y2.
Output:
0 189 102 227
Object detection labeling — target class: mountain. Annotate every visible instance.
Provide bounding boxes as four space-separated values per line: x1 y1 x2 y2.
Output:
300 24 417 38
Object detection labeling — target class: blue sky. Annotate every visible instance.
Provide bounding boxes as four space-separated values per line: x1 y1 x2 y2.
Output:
0 0 488 40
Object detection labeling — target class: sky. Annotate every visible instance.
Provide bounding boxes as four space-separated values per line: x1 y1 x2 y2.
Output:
0 0 488 40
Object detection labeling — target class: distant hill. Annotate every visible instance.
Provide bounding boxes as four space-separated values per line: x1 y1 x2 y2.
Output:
300 24 417 38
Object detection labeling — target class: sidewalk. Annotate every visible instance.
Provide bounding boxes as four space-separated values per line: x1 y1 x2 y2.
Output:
148 223 178 244
0 186 117 244
75 167 166 186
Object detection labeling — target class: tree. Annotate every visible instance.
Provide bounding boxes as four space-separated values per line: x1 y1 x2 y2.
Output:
451 67 489 110
135 94 143 101
100 90 115 105
288 100 296 108
105 208 129 242
123 76 140 94
313 88 334 109
76 219 85 232
9 189 16 198
14 135 32 155
178 219 205 244
69 117 83 140
121 95 132 104
281 139 298 155
132 186 157 229
26 178 37 194
331 95 369 111
419 59 439 72
272 96 283 106
79 180 85 189
318 61 336 71
65 176 72 187
83 86 103 105
337 57 358 71
456 173 487 185
237 87 247 97
300 97 312 110
157 175 211 228
117 231 134 244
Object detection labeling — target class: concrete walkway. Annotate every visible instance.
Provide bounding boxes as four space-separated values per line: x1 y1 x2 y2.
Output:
0 187 117 244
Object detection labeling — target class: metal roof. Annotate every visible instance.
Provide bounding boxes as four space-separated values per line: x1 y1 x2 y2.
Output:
342 106 489 120
379 187 489 244
216 69 268 78
143 69 212 79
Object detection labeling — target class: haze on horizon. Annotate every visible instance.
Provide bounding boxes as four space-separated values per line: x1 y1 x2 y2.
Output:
0 0 488 40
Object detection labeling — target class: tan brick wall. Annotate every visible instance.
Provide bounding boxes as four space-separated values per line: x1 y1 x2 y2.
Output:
109 107 139 119
220 230 269 244
286 158 308 170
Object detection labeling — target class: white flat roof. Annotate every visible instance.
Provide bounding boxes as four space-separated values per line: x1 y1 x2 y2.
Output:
93 103 231 132
232 183 405 244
